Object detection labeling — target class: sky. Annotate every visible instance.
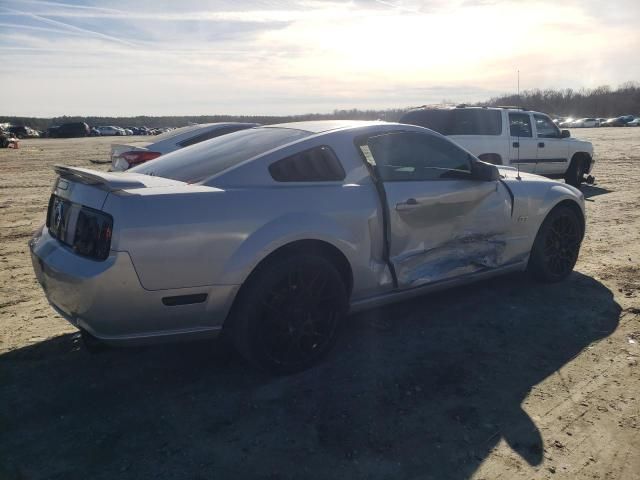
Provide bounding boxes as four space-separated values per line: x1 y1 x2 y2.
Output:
1 0 639 117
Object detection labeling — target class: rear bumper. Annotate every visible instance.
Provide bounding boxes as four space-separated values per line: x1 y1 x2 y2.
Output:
29 227 239 345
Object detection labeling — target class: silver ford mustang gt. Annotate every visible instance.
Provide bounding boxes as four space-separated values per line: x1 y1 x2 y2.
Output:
30 120 586 373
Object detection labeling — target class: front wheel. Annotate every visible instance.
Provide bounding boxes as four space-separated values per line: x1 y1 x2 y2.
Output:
229 254 348 374
528 206 583 282
564 158 585 187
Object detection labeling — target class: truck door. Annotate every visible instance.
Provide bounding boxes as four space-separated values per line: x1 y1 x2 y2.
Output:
532 113 569 176
359 131 512 289
508 112 537 173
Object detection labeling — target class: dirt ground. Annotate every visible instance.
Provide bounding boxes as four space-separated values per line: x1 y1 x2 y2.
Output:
1 129 639 480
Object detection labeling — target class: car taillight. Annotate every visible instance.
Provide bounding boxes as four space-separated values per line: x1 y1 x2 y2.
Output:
120 150 161 167
73 207 113 260
47 195 113 261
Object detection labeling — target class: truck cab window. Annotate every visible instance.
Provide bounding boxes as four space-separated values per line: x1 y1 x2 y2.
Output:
534 114 561 138
509 113 532 137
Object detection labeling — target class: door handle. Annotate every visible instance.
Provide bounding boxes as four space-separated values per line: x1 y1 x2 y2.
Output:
512 142 519 148
538 142 545 148
396 198 419 211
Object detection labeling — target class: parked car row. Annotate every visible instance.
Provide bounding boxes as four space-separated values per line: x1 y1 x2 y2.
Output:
92 125 175 136
554 115 640 128
11 123 181 138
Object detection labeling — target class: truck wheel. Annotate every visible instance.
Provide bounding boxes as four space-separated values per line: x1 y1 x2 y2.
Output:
565 158 584 187
229 254 347 374
527 206 583 283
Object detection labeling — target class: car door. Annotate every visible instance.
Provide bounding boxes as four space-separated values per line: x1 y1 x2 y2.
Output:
508 112 537 173
359 131 513 289
532 113 569 175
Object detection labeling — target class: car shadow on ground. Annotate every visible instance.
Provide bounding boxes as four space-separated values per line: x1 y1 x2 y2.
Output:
0 271 620 480
582 184 612 200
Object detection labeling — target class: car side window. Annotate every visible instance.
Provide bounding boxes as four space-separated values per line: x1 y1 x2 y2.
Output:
509 113 533 137
178 126 248 148
362 132 472 182
269 145 346 182
534 114 561 138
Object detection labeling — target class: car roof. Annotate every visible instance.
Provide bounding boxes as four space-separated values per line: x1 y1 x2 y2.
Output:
266 120 384 134
404 105 564 120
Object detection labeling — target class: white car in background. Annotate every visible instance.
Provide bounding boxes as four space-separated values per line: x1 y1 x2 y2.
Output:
97 126 126 136
110 122 259 171
571 118 599 128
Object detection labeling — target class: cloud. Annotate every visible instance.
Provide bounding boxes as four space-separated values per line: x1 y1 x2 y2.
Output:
0 0 638 116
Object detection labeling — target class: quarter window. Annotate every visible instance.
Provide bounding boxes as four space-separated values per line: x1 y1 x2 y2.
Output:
361 132 472 182
509 113 533 137
533 114 561 138
269 146 345 182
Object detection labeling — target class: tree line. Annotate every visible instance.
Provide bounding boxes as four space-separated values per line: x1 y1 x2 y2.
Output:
0 109 405 131
2 82 638 130
483 82 640 117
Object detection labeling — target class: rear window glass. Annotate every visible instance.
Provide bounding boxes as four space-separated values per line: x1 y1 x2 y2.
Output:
131 127 311 183
152 124 213 142
178 125 249 148
400 109 502 136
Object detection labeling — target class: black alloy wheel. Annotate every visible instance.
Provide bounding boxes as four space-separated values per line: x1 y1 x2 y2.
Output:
259 266 342 368
230 254 347 374
528 206 583 282
542 214 581 277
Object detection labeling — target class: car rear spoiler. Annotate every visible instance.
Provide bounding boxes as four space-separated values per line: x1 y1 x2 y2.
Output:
53 165 185 191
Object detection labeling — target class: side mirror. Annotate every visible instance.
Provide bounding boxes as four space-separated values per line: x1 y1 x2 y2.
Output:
471 159 500 181
561 129 570 138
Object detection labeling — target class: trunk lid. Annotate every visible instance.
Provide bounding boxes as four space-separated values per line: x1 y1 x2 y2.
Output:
52 165 186 209
47 166 187 260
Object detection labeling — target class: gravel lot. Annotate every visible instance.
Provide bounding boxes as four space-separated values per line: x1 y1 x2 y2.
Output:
1 128 639 479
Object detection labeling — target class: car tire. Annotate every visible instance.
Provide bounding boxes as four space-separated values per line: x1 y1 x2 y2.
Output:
228 253 348 374
527 205 583 283
565 158 584 187
80 330 109 353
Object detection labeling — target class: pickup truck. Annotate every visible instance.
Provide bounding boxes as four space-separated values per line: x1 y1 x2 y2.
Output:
400 106 595 187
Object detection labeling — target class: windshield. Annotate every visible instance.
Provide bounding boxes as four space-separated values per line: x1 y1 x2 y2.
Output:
130 127 311 183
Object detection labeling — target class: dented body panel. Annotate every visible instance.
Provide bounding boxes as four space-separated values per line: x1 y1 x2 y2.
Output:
30 121 585 345
383 179 520 288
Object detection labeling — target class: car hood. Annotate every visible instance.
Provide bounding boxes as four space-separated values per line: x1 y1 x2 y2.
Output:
564 136 592 151
497 166 583 198
497 166 554 183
